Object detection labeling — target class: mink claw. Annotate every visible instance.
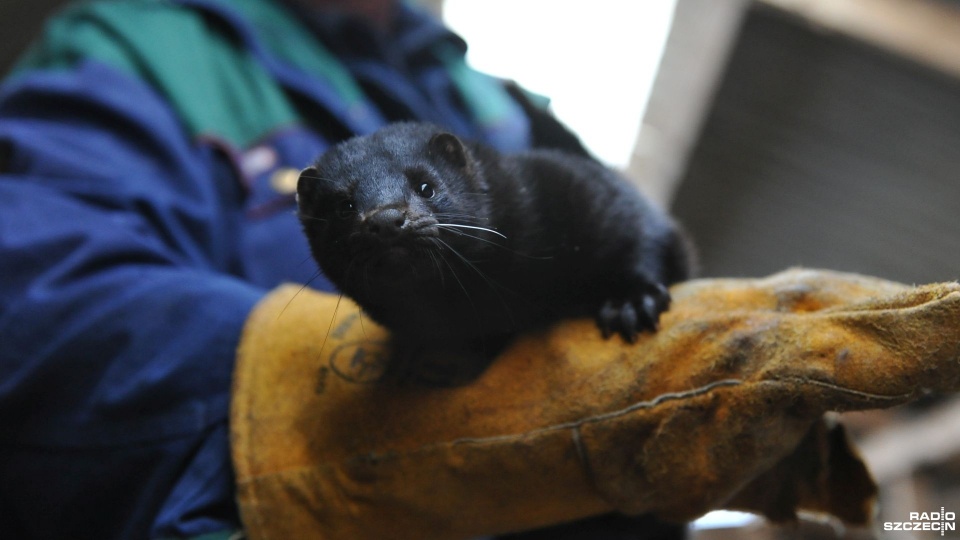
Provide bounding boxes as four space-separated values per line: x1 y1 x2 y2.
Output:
619 301 639 343
596 280 674 343
597 300 618 340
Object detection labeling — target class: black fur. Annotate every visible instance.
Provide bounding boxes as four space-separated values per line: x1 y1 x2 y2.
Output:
298 122 693 383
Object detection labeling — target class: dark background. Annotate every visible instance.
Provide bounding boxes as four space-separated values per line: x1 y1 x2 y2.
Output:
671 5 960 285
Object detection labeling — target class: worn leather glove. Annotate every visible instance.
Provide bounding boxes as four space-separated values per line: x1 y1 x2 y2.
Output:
231 268 960 539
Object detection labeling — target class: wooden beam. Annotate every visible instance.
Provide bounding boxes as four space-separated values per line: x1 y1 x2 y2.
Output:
759 0 960 80
625 0 750 206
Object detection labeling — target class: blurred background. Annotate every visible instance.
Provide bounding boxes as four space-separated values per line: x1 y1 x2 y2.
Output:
447 2 960 536
4 0 960 538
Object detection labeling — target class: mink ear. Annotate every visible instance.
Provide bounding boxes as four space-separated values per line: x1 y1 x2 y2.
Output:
297 166 320 202
429 132 469 169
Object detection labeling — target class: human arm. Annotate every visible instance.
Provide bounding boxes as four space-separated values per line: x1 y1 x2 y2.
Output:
0 58 265 538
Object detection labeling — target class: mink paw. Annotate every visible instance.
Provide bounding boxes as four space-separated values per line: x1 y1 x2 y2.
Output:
597 282 671 343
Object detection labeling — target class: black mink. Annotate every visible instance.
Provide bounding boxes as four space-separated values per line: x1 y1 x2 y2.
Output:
297 122 693 384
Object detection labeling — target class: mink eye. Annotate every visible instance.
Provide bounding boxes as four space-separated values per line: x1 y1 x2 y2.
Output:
416 182 436 199
336 199 356 218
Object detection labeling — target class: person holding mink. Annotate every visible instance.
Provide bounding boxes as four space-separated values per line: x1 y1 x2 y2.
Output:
4 0 946 538
0 0 686 538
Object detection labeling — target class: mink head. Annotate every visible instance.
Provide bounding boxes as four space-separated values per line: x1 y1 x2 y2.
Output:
297 123 496 303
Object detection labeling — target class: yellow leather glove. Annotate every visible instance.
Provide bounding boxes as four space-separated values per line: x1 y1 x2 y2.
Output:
231 268 960 539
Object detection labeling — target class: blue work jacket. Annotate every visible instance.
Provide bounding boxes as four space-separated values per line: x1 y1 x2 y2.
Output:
0 0 531 537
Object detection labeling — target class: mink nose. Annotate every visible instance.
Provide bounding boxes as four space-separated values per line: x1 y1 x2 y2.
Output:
364 208 406 238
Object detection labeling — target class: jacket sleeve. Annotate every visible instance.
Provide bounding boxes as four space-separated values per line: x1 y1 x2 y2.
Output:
0 59 264 537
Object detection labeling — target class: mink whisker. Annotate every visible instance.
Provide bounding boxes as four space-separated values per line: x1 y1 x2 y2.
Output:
433 215 489 227
434 212 485 221
278 269 325 320
435 223 507 239
298 172 337 183
297 212 328 224
358 307 367 337
436 226 554 260
422 246 446 288
317 293 344 362
431 239 478 320
297 254 317 268
435 237 517 325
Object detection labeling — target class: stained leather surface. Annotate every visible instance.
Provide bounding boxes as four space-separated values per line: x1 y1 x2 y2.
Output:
232 269 960 539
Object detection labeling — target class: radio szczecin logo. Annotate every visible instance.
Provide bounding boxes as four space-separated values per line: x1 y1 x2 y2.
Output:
884 508 956 536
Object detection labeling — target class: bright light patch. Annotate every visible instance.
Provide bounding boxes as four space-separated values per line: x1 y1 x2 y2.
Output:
443 1 677 167
693 510 761 530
